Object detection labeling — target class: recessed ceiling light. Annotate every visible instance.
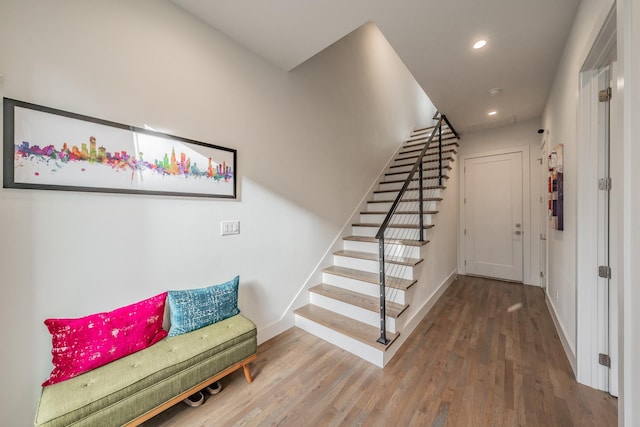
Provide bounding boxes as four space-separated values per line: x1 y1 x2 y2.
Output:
488 111 497 116
473 40 487 49
488 87 501 96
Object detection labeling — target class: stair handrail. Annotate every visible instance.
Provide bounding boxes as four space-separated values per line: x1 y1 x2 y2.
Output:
373 113 459 345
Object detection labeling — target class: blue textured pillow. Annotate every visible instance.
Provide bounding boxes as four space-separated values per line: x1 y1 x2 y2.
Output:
167 276 240 336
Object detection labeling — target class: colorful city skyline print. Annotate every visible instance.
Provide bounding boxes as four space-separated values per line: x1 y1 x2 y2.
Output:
4 98 236 198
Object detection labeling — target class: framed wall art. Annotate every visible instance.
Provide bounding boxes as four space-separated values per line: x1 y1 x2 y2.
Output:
548 143 563 230
3 98 236 198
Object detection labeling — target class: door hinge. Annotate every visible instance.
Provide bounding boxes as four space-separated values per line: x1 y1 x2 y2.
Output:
540 233 546 241
598 177 612 191
464 228 467 235
540 271 544 278
599 353 611 368
598 265 611 279
464 260 467 266
599 87 612 102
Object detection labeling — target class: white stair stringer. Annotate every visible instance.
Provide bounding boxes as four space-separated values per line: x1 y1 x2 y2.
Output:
294 123 459 367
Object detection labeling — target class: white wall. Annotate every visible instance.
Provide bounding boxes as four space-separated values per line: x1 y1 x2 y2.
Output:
457 118 543 287
0 2 435 425
393 134 460 334
541 0 615 372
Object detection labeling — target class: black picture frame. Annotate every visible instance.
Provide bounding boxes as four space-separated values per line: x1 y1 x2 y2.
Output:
3 98 237 199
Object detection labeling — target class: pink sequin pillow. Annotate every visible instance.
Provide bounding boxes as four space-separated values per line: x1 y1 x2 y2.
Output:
42 292 168 386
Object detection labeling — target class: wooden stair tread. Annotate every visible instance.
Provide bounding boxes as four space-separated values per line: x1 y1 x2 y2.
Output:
399 143 459 156
294 304 399 351
403 141 459 152
333 249 423 267
407 129 455 137
323 265 417 290
381 176 449 185
403 140 458 148
309 283 408 318
396 149 458 160
368 197 443 203
385 166 451 177
410 125 452 134
405 134 457 144
361 210 439 215
412 124 447 132
395 154 456 162
410 128 453 135
374 185 444 194
343 235 429 247
353 222 434 230
412 124 441 132
402 140 458 147
390 156 455 169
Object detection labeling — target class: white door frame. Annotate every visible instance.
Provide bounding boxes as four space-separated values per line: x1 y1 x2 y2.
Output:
576 4 618 393
459 146 531 284
539 135 549 290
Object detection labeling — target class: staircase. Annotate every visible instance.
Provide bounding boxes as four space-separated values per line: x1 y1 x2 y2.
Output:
294 118 460 367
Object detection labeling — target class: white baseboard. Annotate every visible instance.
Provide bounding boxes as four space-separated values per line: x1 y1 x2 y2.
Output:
545 295 577 376
257 313 294 345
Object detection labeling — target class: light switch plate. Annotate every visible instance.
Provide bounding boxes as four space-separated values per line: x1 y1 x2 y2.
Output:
221 220 240 236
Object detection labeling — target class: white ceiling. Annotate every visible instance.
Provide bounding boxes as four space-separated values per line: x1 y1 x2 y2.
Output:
171 0 581 133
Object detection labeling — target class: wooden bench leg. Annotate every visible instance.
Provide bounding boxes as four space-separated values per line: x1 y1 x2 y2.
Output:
243 363 253 383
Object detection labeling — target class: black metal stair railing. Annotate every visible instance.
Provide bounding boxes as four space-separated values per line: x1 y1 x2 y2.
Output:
374 113 459 345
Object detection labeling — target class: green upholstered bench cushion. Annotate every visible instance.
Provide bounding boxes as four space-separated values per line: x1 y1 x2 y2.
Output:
35 314 257 427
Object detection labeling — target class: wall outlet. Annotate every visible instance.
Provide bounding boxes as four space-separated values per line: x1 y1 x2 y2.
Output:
221 220 240 236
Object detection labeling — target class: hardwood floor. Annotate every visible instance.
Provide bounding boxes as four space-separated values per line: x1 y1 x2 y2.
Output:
143 275 617 427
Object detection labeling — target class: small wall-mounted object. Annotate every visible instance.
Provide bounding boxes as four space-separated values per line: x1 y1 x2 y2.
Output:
221 220 240 236
548 144 563 230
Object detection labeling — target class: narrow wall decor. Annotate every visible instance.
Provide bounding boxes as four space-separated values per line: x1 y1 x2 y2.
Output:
3 98 236 198
548 144 563 230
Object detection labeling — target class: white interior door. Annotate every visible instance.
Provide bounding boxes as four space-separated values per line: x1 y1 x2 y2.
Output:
464 152 524 282
597 63 618 397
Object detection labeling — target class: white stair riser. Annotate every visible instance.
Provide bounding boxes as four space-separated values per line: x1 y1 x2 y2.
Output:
322 273 409 305
396 151 457 161
373 189 442 201
360 213 433 225
406 132 453 141
390 160 451 174
342 240 421 259
309 293 398 334
367 201 437 212
404 134 454 145
294 315 384 367
353 225 425 240
386 170 448 181
378 180 443 191
333 255 415 280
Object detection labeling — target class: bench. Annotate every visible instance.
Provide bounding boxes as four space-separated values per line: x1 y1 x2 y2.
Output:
34 314 257 426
